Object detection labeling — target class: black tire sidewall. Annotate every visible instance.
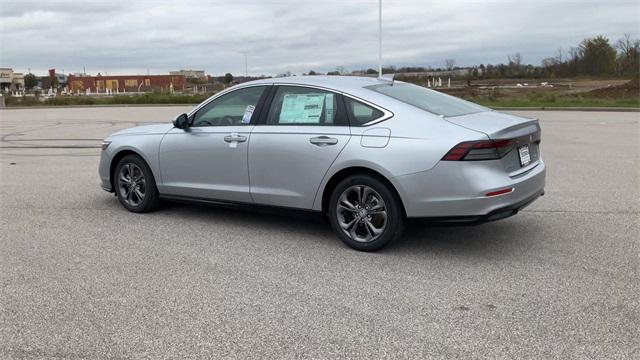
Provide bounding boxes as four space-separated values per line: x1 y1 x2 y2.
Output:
329 174 404 251
114 155 159 213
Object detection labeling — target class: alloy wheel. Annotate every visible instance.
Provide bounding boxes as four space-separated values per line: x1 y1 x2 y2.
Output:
336 185 387 242
118 163 146 207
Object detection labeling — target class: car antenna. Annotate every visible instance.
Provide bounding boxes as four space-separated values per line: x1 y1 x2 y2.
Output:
379 73 395 85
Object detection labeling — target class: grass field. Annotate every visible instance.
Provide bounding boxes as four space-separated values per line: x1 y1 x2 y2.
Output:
468 97 639 108
441 77 640 109
3 77 639 109
4 93 210 107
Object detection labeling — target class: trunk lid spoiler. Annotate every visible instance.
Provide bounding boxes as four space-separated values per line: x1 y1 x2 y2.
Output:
445 111 540 140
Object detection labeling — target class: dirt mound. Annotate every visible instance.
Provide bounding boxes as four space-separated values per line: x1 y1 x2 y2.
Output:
586 79 640 99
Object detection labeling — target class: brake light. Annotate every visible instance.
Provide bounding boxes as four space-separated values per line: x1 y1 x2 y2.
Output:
442 139 515 161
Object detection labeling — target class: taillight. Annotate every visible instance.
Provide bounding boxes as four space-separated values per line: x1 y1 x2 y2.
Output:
442 139 515 161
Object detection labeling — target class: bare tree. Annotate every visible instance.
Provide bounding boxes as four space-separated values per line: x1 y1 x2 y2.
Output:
555 48 563 63
542 57 558 68
616 33 640 57
508 53 522 67
445 59 455 70
615 33 640 75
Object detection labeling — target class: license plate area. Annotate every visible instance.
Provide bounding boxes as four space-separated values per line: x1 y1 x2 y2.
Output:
518 144 531 167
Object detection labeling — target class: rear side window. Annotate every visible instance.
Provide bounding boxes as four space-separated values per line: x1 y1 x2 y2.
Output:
367 82 487 117
266 86 347 126
344 97 384 126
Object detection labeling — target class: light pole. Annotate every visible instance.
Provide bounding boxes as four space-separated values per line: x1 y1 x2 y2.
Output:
234 52 249 77
378 0 382 77
244 53 248 77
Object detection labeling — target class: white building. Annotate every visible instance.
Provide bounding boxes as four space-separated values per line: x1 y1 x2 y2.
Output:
0 68 25 91
169 69 207 80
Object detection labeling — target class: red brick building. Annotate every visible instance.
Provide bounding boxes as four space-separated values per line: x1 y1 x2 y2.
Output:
67 74 186 93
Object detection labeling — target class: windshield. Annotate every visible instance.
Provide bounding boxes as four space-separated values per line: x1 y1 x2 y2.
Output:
367 82 488 117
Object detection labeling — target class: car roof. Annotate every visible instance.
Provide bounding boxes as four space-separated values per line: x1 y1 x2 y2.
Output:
242 75 390 94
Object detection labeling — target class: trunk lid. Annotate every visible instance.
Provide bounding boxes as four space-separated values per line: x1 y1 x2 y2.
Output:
446 110 542 175
445 110 540 139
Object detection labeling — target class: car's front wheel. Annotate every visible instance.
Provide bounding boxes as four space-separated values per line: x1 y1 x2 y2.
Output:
114 154 160 213
329 174 404 251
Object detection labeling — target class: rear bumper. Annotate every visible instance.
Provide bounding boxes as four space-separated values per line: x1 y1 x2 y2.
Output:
392 159 546 218
417 189 544 224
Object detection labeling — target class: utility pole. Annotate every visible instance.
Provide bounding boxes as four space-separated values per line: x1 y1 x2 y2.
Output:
378 0 382 77
244 53 248 77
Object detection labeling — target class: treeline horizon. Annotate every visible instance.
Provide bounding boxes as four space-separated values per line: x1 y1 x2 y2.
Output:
304 34 640 79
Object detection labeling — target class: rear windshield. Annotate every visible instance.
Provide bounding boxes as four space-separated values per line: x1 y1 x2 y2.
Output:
366 82 488 117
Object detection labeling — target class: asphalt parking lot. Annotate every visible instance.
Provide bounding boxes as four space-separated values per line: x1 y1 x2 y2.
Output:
0 106 638 359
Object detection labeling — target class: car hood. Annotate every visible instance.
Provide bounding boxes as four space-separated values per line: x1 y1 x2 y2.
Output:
109 123 174 137
445 111 539 139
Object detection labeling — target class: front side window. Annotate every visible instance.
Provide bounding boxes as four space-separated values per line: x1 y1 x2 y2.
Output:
367 82 488 117
192 86 266 127
266 86 347 126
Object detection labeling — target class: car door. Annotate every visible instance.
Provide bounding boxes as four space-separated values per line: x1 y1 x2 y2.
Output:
158 85 268 202
248 85 351 209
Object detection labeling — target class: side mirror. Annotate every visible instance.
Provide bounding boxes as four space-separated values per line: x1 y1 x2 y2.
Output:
173 113 189 129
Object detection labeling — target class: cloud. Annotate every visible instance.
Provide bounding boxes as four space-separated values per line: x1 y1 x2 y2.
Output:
1 0 638 75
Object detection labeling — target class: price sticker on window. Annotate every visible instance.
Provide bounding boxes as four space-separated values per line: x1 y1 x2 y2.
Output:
241 105 255 124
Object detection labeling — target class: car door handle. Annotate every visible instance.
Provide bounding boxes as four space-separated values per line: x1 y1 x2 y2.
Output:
224 134 247 143
310 136 338 146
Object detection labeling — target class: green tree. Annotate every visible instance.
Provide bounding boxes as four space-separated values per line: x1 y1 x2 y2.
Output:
580 36 617 75
223 73 234 84
24 73 37 89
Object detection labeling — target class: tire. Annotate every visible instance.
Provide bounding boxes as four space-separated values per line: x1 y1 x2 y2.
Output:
114 154 160 213
328 174 405 251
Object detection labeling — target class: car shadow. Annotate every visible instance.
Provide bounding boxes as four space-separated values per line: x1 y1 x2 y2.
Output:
392 217 539 260
154 199 538 260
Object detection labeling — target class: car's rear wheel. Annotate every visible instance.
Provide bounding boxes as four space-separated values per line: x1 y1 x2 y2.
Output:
329 174 404 251
114 154 160 213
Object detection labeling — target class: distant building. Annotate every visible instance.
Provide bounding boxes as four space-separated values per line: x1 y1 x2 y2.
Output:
55 73 68 86
397 68 484 78
67 74 186 93
0 68 25 91
169 69 207 80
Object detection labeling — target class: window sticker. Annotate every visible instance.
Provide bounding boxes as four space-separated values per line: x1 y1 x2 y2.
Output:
241 105 255 124
279 93 326 124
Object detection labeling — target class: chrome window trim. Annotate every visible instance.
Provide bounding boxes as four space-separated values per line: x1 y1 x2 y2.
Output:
186 83 273 118
187 82 393 127
270 83 394 127
340 93 394 126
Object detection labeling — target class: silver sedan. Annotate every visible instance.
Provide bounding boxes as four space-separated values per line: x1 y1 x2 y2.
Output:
99 76 545 251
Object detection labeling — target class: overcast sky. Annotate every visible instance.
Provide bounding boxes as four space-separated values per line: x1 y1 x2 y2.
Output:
1 0 638 76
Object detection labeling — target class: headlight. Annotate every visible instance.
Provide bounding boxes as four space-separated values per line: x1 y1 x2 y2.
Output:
101 140 112 150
